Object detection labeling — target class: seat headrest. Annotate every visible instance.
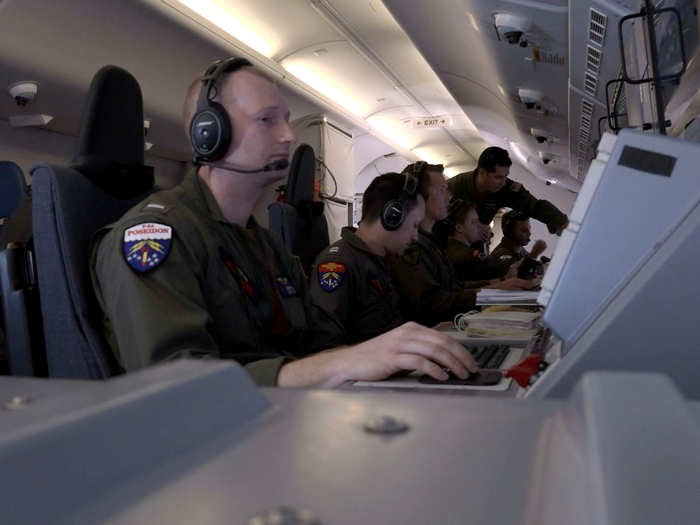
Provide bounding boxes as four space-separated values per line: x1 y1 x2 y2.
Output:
0 161 29 218
286 144 316 206
72 65 153 197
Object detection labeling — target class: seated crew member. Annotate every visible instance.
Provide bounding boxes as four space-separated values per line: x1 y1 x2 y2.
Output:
447 200 521 284
489 210 547 279
90 57 477 387
310 172 426 344
447 146 568 241
389 163 486 327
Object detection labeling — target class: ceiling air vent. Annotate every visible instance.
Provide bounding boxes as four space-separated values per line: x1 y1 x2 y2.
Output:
584 71 598 96
586 45 602 74
589 8 607 47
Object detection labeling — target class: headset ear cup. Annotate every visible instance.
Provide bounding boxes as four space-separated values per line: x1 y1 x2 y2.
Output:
381 200 405 231
190 101 232 162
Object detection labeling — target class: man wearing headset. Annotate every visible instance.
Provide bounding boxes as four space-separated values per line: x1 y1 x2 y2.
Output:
488 210 547 278
309 172 425 344
389 163 480 327
90 58 477 386
447 146 568 241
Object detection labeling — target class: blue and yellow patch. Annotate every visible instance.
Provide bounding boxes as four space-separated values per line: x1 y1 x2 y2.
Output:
318 262 345 292
275 275 298 297
123 223 172 273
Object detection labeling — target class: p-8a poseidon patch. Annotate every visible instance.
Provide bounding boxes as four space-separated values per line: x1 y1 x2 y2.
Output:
123 222 172 273
318 262 346 292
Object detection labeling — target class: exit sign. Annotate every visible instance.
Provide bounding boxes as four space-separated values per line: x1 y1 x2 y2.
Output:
411 116 453 129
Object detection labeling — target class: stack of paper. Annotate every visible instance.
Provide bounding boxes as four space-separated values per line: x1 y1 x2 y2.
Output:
475 289 540 305
457 310 540 338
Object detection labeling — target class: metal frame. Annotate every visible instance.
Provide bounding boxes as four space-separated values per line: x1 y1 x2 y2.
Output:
618 2 687 135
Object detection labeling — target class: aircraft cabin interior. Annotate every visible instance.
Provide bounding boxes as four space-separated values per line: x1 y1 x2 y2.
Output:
1 0 699 523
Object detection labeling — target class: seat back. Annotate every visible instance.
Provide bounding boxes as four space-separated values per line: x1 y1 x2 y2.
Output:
268 144 330 275
0 161 28 223
32 65 153 379
0 162 44 376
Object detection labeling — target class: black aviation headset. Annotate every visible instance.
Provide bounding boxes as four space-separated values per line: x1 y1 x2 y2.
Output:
502 209 529 239
380 161 423 231
189 57 288 173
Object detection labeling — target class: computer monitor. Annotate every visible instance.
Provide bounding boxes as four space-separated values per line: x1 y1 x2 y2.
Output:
529 129 700 399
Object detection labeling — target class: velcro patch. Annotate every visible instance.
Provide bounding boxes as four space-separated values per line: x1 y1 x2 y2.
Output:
123 222 172 273
318 262 345 292
275 275 298 297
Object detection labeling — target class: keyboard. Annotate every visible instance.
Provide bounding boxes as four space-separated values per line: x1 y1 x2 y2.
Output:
467 344 511 369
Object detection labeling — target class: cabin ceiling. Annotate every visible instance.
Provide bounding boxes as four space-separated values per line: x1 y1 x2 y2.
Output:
0 0 585 188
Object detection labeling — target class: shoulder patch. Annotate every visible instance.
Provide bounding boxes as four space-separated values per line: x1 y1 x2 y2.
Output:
329 246 340 254
275 275 298 297
510 181 523 192
318 262 346 292
123 222 172 273
499 255 514 261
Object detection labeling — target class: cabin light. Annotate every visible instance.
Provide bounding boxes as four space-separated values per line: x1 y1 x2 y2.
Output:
313 48 328 56
467 12 480 33
412 147 443 166
444 167 463 178
498 85 506 96
168 0 272 57
144 142 154 151
8 114 53 127
366 116 414 152
282 62 366 117
509 141 528 165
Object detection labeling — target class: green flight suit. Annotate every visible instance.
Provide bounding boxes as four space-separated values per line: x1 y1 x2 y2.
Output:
389 228 477 327
310 229 403 344
487 238 529 277
446 238 502 283
447 169 568 234
90 170 346 386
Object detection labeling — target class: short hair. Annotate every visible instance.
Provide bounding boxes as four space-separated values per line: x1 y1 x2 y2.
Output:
182 60 273 138
402 161 443 200
446 199 476 236
477 146 512 172
501 209 529 239
361 172 424 224
451 199 477 227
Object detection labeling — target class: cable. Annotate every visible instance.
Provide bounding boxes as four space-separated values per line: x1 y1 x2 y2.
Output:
316 157 338 200
453 310 480 332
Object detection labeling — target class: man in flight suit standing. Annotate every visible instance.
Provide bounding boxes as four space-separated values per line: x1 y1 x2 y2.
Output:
448 146 568 240
91 58 477 386
310 172 426 344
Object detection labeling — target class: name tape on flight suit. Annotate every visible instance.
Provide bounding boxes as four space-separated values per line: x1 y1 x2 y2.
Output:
123 222 172 273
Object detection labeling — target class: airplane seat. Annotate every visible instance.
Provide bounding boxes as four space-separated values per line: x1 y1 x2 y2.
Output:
31 65 154 379
0 161 29 229
268 144 330 276
0 161 40 376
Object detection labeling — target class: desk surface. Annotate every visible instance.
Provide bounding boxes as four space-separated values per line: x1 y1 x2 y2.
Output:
1 362 698 525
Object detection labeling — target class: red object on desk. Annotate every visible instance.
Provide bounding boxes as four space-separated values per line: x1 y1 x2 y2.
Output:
504 354 544 388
